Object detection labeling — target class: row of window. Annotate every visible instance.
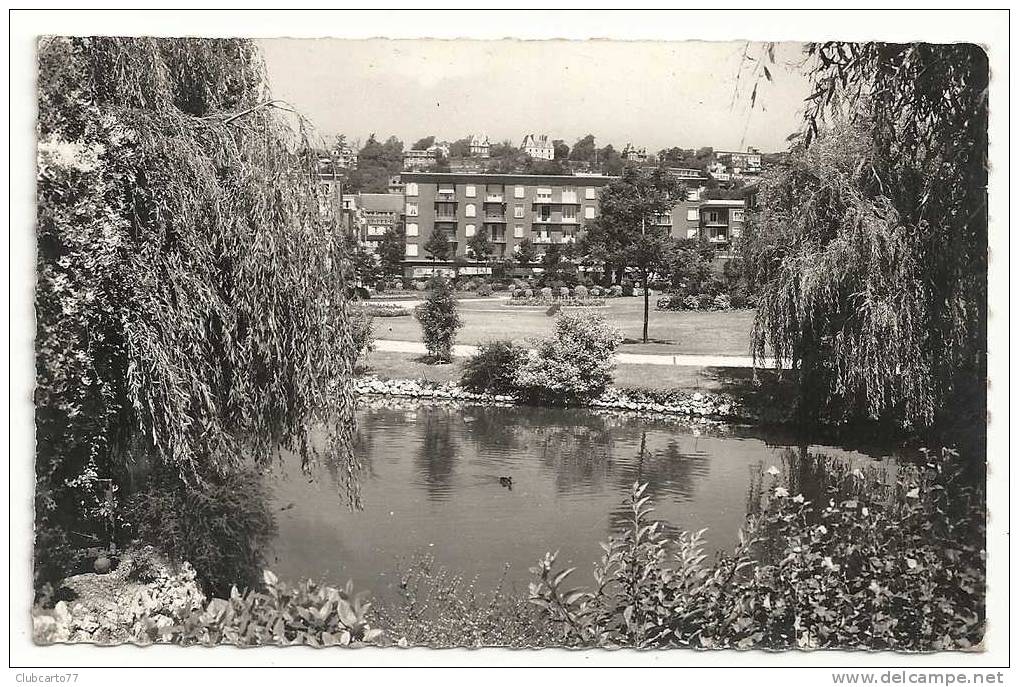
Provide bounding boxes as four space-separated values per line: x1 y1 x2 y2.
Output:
405 182 599 201
406 204 595 220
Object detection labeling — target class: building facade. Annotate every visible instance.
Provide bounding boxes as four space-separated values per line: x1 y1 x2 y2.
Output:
401 172 615 276
396 172 745 276
355 193 404 252
468 134 490 158
403 148 437 170
521 134 555 160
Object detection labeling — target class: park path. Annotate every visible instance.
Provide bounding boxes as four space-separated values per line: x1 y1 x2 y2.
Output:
373 338 779 369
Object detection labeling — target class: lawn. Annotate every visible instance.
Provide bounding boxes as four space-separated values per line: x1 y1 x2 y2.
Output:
359 350 789 399
367 297 756 357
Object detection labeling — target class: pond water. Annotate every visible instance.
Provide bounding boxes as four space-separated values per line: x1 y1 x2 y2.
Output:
268 399 897 601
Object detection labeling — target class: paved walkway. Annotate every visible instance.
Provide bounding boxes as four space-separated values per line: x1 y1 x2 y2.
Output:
373 338 779 369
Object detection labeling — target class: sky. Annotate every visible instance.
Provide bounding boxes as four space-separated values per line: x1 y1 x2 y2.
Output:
259 38 813 154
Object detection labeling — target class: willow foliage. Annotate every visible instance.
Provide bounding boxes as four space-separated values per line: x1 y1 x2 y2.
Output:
35 36 361 562
743 43 987 434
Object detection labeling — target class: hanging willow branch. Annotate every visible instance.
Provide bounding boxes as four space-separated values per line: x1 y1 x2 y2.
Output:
36 36 363 513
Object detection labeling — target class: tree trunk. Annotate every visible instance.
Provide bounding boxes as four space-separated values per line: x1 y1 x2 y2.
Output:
642 269 650 343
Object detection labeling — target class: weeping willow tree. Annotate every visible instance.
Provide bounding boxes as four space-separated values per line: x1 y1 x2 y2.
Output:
741 43 987 442
35 37 360 587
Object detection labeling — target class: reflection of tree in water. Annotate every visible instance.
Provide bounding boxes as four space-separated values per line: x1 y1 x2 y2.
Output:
460 405 525 453
533 416 616 493
608 432 711 539
415 408 460 501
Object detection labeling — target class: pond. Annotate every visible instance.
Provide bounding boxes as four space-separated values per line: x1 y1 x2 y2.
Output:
268 399 898 601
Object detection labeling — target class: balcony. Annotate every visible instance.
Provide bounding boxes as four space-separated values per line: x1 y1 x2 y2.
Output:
484 194 504 203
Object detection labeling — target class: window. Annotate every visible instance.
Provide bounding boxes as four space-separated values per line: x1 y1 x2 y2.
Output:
513 224 524 238
706 211 720 223
585 187 596 200
406 222 419 237
562 205 577 222
514 204 525 219
405 182 418 197
465 203 476 217
733 210 745 222
405 244 419 257
686 209 699 222
465 184 476 198
561 187 577 203
465 224 476 237
686 189 699 201
514 186 525 198
536 187 552 201
584 206 596 219
406 202 418 217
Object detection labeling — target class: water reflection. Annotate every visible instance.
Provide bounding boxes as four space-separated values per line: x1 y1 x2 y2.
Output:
269 399 893 597
414 407 460 501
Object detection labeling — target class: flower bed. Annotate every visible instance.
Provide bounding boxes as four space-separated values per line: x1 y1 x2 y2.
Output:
357 303 412 317
504 297 606 307
656 293 745 311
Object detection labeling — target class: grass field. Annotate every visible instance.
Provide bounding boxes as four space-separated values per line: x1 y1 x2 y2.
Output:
359 350 786 398
367 297 756 357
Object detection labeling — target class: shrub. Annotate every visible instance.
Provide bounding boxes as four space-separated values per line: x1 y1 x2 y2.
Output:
372 554 555 648
609 285 623 297
414 277 463 363
683 295 700 311
514 312 623 405
530 449 985 650
492 283 507 292
460 340 527 395
589 286 603 297
712 294 732 311
621 281 635 297
574 285 588 299
349 310 374 360
512 288 524 298
34 565 383 647
414 280 428 292
524 289 533 298
477 283 493 297
125 467 277 598
504 297 605 308
697 293 714 310
538 287 551 298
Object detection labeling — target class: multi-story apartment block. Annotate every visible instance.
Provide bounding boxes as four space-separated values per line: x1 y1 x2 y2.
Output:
468 134 490 158
403 148 437 170
715 147 762 175
698 199 745 245
400 172 614 276
396 172 744 276
521 134 555 160
356 193 404 252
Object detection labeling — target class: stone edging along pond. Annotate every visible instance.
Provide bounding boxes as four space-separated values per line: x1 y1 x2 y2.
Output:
351 376 756 424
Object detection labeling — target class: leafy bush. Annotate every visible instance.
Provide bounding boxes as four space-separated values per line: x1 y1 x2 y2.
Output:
574 285 588 299
712 294 732 311
514 313 623 405
350 311 374 361
34 565 383 647
477 283 493 297
590 286 603 297
530 449 985 650
372 554 556 648
491 283 508 292
621 281 635 297
697 294 714 310
523 289 533 298
609 285 623 297
125 467 277 597
460 341 527 395
540 287 553 298
684 295 700 311
414 277 463 363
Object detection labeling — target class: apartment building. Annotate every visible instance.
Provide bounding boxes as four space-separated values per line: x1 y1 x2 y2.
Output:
400 172 614 276
403 148 437 170
521 134 555 160
356 193 404 252
698 199 746 245
715 147 762 175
